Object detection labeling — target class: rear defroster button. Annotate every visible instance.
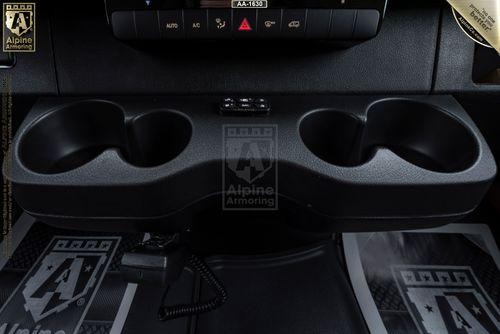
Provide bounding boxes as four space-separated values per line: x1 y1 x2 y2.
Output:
282 9 306 38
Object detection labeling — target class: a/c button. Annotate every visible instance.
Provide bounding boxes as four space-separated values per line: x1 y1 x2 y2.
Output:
185 10 208 38
159 10 185 39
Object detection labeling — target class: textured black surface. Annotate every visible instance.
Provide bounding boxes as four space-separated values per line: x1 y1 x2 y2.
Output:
369 279 406 312
50 2 439 95
0 220 135 334
3 222 142 271
3 1 499 97
197 242 368 334
84 273 130 321
357 231 500 333
122 270 195 334
78 322 113 334
363 233 500 310
434 9 500 94
7 96 496 231
0 271 24 307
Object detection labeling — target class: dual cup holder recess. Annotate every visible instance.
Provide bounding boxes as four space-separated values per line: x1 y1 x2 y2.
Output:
5 96 496 232
19 101 192 174
300 99 478 173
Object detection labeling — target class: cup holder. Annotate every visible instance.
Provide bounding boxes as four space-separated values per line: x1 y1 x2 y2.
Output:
10 96 495 229
19 102 193 174
300 100 479 173
127 110 192 167
19 101 128 174
362 100 479 173
299 110 363 167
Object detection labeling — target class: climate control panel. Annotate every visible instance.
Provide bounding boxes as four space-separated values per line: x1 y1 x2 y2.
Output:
107 0 386 41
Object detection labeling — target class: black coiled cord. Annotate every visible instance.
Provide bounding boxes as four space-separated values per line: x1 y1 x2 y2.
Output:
157 254 228 321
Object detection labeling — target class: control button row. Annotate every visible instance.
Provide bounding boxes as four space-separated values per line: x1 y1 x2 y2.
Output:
112 9 380 40
220 97 270 116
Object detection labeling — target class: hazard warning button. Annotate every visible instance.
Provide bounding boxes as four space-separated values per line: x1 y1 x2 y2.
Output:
234 10 257 37
238 18 252 31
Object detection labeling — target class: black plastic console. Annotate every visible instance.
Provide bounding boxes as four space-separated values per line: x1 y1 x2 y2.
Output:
4 96 496 231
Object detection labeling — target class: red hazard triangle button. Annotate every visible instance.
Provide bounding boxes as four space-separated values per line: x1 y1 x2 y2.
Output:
238 18 252 31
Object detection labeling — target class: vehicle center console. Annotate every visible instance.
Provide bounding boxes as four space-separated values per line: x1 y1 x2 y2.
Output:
107 0 386 41
5 95 496 232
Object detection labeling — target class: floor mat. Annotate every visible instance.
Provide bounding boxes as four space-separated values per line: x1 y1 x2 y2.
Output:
0 214 144 334
344 224 500 334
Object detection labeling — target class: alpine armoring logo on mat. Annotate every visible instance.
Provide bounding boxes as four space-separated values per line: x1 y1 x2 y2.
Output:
0 237 120 334
392 265 500 334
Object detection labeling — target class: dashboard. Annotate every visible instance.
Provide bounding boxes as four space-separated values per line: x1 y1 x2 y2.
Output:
107 0 386 40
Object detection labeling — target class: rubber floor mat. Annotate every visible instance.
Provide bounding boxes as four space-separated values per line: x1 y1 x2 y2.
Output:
0 214 144 334
344 224 500 334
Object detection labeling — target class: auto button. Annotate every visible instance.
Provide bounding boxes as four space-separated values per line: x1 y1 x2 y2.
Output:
158 10 185 39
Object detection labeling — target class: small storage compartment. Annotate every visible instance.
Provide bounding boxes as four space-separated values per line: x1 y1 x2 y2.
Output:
19 100 127 174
